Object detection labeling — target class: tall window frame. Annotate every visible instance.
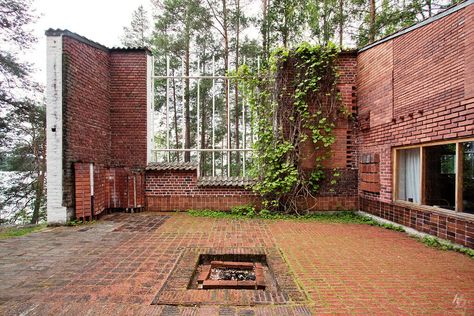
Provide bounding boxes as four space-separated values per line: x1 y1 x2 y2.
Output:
393 137 474 214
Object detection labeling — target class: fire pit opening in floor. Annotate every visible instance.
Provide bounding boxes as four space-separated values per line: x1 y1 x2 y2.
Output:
190 254 267 290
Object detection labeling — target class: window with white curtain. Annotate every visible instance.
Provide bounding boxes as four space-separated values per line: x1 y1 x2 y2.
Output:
397 148 420 203
394 139 474 214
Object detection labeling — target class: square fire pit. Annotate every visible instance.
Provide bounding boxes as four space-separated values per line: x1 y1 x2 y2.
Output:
197 260 265 290
151 247 307 306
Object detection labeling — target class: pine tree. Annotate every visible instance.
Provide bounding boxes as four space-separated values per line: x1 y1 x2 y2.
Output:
306 0 340 46
206 0 231 169
354 0 458 47
0 0 38 148
265 0 307 49
152 0 211 162
1 104 46 224
121 5 150 47
205 0 252 174
0 0 45 224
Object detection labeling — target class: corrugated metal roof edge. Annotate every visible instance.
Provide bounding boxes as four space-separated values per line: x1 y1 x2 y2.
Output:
45 28 152 55
146 162 198 171
197 177 256 188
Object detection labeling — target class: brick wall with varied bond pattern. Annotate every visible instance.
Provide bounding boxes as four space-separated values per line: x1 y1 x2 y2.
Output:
145 52 359 212
145 170 358 211
110 52 148 168
60 34 149 216
146 171 259 211
62 36 111 212
357 4 474 248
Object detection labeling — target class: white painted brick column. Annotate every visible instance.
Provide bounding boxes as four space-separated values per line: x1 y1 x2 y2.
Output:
46 35 67 224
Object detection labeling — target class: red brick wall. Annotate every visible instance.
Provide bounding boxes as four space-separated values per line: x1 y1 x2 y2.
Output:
336 53 358 171
146 170 260 211
60 34 149 216
357 41 393 128
62 37 111 210
299 52 358 171
74 163 109 219
393 11 465 119
93 164 109 216
322 53 358 208
357 5 474 247
465 5 474 99
360 197 474 249
145 168 358 211
145 52 359 213
110 51 148 168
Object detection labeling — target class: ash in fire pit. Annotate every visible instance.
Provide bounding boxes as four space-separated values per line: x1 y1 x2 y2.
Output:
210 268 256 281
197 261 265 290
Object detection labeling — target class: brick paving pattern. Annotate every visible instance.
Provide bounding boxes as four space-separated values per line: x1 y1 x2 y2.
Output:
0 212 473 315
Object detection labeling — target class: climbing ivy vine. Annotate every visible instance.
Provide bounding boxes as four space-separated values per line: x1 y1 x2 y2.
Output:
236 42 347 213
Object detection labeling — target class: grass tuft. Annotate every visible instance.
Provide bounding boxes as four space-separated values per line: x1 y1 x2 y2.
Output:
187 207 406 230
417 236 474 258
0 224 47 240
65 219 96 227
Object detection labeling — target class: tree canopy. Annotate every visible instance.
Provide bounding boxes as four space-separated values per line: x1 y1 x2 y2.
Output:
0 0 45 224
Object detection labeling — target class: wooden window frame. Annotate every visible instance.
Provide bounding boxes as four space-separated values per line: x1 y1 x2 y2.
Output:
392 137 474 214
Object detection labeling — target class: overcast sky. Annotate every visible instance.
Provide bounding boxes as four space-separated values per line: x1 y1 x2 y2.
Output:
29 0 152 84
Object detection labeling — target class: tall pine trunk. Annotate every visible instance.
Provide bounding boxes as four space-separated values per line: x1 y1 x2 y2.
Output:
222 0 230 175
31 169 45 224
339 0 344 47
30 118 45 224
369 0 376 43
184 7 191 162
200 58 207 174
172 69 180 162
282 6 288 48
234 0 241 175
261 0 270 61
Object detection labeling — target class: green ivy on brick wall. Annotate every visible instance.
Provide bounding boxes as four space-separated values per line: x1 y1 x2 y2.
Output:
235 42 349 213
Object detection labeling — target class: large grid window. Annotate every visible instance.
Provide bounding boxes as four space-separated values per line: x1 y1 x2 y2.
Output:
394 139 474 215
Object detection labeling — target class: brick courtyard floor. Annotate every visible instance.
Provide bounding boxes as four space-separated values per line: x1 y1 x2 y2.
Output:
0 212 473 315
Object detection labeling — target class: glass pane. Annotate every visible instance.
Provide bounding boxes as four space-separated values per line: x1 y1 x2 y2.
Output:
463 141 474 214
397 148 420 203
425 144 456 210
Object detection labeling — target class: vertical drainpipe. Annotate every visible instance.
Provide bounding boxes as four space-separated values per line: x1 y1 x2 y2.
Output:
46 33 68 224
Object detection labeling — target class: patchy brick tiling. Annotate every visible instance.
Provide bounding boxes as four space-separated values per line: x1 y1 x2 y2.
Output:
0 212 473 315
151 247 306 306
111 213 169 232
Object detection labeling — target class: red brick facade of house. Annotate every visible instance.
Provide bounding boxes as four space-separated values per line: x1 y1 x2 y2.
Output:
47 2 474 247
49 30 150 217
357 4 474 248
